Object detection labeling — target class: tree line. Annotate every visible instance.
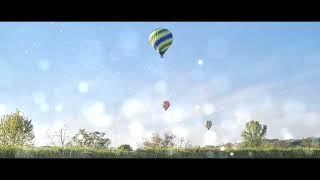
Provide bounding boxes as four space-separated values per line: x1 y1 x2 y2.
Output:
0 109 319 151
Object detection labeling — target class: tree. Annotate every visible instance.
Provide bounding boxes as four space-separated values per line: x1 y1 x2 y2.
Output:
68 129 111 149
47 124 70 147
142 132 162 149
241 120 267 147
142 131 177 149
0 109 35 146
117 144 133 151
161 132 176 147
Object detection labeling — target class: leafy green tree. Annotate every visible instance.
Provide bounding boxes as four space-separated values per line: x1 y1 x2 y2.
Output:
0 109 34 146
241 120 267 147
117 144 133 151
68 129 111 149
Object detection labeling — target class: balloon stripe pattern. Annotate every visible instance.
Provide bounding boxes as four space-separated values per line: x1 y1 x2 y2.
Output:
162 100 170 111
149 28 173 57
205 121 212 130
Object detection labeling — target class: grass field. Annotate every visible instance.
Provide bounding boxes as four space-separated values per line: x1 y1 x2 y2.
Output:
1 146 320 158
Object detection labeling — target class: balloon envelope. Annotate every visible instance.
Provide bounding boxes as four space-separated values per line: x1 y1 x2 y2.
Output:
149 28 173 58
162 100 170 111
205 121 213 130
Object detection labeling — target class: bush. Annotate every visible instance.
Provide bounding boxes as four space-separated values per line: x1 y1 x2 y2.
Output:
117 144 132 151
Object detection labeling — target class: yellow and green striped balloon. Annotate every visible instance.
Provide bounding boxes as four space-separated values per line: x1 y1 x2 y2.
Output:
149 28 173 58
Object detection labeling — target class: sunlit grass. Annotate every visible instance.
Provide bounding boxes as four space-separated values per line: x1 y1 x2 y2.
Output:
0 146 320 158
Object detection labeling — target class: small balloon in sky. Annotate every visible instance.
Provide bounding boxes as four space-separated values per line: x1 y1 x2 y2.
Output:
205 120 213 130
162 100 170 111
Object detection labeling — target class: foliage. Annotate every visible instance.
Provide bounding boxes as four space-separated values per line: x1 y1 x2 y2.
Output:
117 144 133 151
241 120 267 147
1 146 320 158
0 109 34 146
68 129 111 149
142 131 177 149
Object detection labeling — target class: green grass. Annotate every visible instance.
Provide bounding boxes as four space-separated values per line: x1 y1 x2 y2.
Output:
1 146 320 158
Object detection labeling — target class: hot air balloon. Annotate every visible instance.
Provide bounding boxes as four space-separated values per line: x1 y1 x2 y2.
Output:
149 28 173 58
162 100 170 111
205 121 212 130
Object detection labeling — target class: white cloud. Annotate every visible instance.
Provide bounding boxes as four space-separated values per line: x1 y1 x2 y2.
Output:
29 76 320 148
202 103 216 115
121 99 146 119
33 123 50 146
195 105 201 111
283 101 306 113
281 128 294 140
198 59 204 65
204 130 218 146
233 106 252 125
48 120 67 132
163 107 185 124
78 81 89 93
82 101 113 127
0 104 7 115
128 121 145 139
172 126 188 138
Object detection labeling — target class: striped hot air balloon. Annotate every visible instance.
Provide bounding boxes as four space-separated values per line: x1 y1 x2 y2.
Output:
205 121 213 130
162 100 170 111
149 28 173 58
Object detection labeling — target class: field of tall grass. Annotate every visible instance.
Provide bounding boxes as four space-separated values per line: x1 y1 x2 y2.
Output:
1 146 320 158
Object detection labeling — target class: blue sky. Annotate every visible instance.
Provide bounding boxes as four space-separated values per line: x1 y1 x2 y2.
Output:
0 22 319 147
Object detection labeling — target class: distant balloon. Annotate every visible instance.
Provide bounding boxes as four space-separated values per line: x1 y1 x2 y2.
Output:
205 120 213 130
149 28 173 58
162 100 170 111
